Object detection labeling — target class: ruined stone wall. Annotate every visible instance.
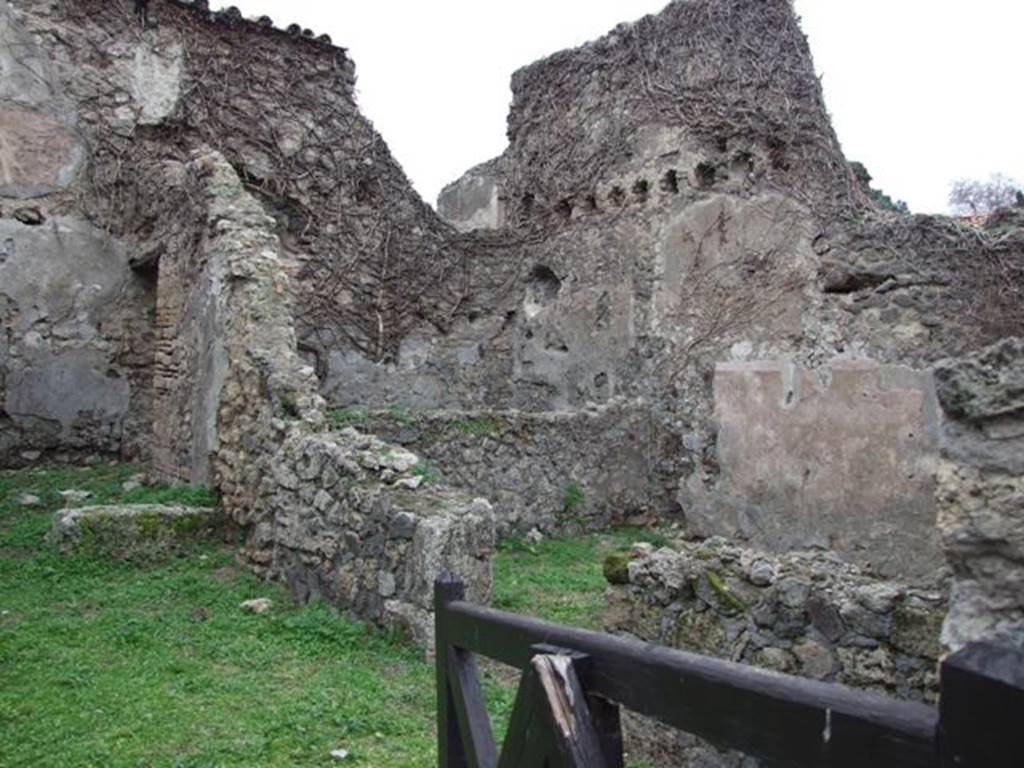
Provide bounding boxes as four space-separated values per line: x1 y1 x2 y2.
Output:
605 538 946 766
0 0 486 467
144 148 495 638
426 0 1023 576
0 1 155 465
933 338 1024 652
341 403 682 536
259 430 494 646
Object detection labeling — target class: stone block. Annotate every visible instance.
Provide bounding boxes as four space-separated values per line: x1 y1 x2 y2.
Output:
48 504 221 561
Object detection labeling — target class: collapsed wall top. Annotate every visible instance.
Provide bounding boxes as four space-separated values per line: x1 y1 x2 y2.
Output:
447 0 864 229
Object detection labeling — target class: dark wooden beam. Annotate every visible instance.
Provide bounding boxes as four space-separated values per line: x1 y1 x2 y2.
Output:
435 572 468 768
446 647 497 768
440 597 938 768
939 642 1024 768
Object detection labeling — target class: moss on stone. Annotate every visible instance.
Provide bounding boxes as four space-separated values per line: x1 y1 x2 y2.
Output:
891 601 944 660
673 610 727 653
706 569 747 615
56 506 220 563
136 512 164 540
453 416 501 437
603 551 631 585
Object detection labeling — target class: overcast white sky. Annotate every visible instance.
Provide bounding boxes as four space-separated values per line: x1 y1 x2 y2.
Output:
226 1 1023 214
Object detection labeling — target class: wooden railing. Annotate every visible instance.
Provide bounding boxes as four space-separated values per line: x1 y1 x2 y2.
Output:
434 571 1023 768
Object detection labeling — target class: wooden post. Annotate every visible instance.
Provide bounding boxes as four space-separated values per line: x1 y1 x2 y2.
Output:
939 642 1024 768
435 571 468 768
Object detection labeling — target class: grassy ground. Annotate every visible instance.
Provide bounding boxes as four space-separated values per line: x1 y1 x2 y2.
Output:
1 463 664 767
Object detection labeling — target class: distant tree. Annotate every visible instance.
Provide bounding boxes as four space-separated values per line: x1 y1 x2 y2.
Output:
948 173 1023 215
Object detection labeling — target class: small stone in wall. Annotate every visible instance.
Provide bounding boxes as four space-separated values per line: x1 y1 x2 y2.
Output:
240 598 273 614
630 542 653 559
526 528 544 545
59 489 92 505
388 512 418 540
855 582 903 614
747 559 775 586
776 577 810 609
394 475 422 490
793 638 837 681
378 571 396 598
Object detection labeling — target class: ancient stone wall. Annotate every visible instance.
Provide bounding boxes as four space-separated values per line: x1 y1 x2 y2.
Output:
0 0 468 466
0 1 155 465
605 538 946 766
933 338 1024 652
426 0 1022 576
342 403 682 536
144 149 495 638
257 430 494 646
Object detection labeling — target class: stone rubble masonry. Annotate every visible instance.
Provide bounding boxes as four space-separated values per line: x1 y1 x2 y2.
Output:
147 150 494 642
933 337 1024 652
348 402 681 537
0 0 1019 654
605 537 946 766
257 430 495 647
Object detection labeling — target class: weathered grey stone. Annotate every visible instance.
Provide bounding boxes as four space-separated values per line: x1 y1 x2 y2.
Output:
437 158 504 231
132 42 183 125
240 598 273 614
805 595 844 643
58 489 92 505
793 638 837 680
48 503 220 560
609 539 944 767
933 339 1024 653
855 583 904 614
934 338 1024 424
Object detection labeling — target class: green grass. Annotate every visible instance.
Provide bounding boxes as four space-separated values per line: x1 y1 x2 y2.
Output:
493 528 669 629
1 463 666 766
452 417 500 437
327 408 368 429
408 461 439 486
561 481 585 517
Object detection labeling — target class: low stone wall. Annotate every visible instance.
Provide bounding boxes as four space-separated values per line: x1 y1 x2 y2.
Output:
48 504 221 561
346 403 682 536
604 537 946 766
250 429 495 646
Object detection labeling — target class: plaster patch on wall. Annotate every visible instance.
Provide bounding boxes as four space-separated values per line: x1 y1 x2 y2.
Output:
133 42 184 125
684 358 943 582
